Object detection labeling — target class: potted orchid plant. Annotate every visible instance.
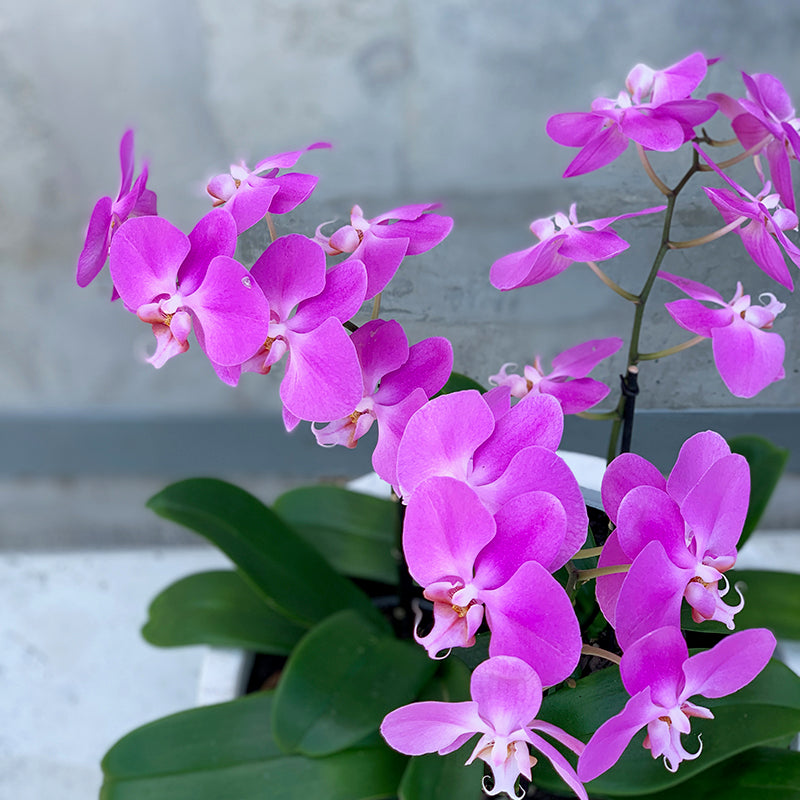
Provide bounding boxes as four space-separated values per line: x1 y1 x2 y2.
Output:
79 52 800 800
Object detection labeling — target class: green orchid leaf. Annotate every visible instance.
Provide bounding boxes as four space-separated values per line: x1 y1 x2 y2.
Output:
728 434 788 547
531 657 800 797
433 371 486 396
680 569 800 641
100 691 406 800
399 658 484 800
147 478 379 628
272 609 437 757
273 485 400 584
142 569 305 653
641 746 800 799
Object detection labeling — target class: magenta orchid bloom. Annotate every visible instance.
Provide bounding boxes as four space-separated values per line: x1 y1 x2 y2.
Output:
596 431 750 649
77 129 157 289
546 52 717 178
490 204 665 290
220 234 367 426
381 655 588 800
659 271 786 398
314 203 453 299
709 72 800 211
312 319 453 487
489 337 623 413
696 144 800 291
108 209 269 369
396 389 588 571
207 142 330 234
403 477 581 685
578 626 776 781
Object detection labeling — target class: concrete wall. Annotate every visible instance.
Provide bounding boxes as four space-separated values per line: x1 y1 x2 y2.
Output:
2 1 799 519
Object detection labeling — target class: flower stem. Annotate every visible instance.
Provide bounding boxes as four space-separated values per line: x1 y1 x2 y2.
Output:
668 217 745 248
638 335 705 361
696 137 770 170
577 409 620 421
573 545 604 559
575 564 631 584
265 212 278 242
580 644 622 665
636 143 672 196
606 147 701 462
585 261 640 302
371 293 382 320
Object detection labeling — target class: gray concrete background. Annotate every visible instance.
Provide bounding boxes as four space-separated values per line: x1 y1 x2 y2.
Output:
1 1 799 544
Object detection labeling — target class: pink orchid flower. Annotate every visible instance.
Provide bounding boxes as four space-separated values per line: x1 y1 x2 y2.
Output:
659 271 786 398
709 72 800 211
219 234 367 427
696 144 800 291
381 655 588 800
77 129 157 288
489 337 623 413
207 143 330 233
596 431 749 649
490 204 665 290
108 209 269 368
546 52 717 178
402 477 581 685
312 319 453 487
578 626 775 781
395 389 588 571
314 202 453 299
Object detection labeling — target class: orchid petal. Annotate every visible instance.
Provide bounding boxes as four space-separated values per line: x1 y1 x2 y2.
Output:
380 701 484 756
528 731 589 800
711 315 785 397
109 216 190 310
613 540 691 649
76 196 113 287
620 626 687 705
396 390 495 497
578 688 661 782
667 430 732 505
562 124 629 178
601 453 666 524
250 234 327 321
548 337 624 379
483 561 581 686
402 476 495 588
186 255 270 366
680 452 749 556
474 491 567 588
279 319 363 421
470 656 543 736
471 393 563 485
291 258 367 332
681 628 776 700
615 485 693 567
595 530 628 627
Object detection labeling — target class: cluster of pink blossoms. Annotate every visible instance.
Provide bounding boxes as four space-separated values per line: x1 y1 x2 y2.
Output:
78 49 791 799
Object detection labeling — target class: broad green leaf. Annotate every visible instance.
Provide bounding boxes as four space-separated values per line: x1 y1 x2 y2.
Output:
680 569 800 641
274 485 400 583
147 478 379 627
434 371 486 396
532 657 800 797
272 609 437 757
142 570 305 653
643 746 800 799
399 658 484 800
100 691 406 800
728 434 788 547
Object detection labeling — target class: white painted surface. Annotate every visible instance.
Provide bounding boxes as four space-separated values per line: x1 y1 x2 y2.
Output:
0 547 230 800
